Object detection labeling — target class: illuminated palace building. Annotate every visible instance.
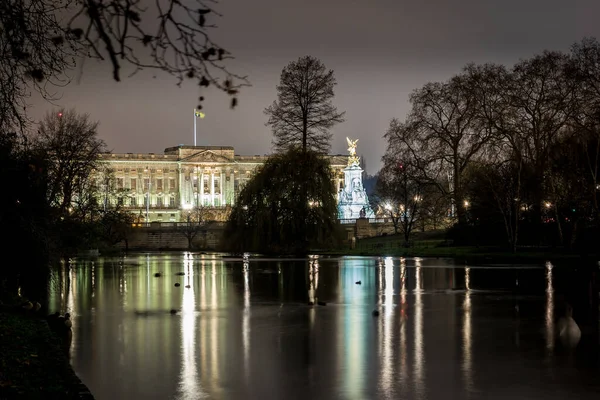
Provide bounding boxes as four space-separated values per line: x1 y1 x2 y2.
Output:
98 145 349 222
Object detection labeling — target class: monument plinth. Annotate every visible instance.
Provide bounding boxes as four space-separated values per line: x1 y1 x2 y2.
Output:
337 138 375 220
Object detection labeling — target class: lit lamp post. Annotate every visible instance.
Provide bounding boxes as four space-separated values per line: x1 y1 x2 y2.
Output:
193 109 205 146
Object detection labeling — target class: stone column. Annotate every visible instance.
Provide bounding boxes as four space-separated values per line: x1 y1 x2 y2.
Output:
220 170 225 206
177 166 183 207
200 169 204 206
229 171 235 206
210 171 215 206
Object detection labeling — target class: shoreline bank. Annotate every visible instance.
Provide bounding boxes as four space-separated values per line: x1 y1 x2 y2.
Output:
0 308 94 399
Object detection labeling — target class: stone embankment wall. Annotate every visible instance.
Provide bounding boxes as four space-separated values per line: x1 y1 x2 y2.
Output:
118 222 225 250
117 220 395 250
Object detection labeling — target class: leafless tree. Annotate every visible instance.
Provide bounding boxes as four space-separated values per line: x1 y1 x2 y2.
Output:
385 73 493 225
506 51 577 220
177 205 211 249
0 0 248 133
376 160 424 243
265 56 345 153
30 108 105 217
570 38 600 216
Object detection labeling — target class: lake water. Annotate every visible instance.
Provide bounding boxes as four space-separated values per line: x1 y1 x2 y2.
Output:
47 253 600 400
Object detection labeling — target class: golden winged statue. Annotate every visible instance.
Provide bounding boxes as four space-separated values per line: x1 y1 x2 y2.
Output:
346 137 360 166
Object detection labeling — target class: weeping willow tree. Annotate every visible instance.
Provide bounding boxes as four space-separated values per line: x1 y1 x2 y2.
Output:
224 148 341 254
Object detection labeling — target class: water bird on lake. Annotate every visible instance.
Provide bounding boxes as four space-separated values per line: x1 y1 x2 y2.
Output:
63 313 72 329
175 283 180 287
170 309 178 314
175 272 185 276
154 272 162 277
372 310 380 317
185 285 191 288
557 304 581 348
355 281 361 285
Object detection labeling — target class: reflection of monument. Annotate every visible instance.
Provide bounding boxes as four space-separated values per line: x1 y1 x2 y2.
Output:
337 138 375 219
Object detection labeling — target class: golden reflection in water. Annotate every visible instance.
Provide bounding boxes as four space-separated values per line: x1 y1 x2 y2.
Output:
545 262 554 352
180 252 202 399
414 258 425 398
380 257 394 392
308 255 319 305
210 258 219 389
199 257 208 383
462 267 473 394
91 261 95 298
243 255 251 384
68 265 77 361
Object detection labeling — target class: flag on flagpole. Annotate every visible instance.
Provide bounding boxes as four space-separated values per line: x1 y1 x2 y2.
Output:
194 109 205 118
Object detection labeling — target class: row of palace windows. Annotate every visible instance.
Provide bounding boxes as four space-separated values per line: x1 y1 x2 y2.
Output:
113 195 226 208
113 177 247 194
113 177 232 192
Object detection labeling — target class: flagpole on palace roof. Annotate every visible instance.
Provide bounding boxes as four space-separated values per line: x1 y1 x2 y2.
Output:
193 109 205 147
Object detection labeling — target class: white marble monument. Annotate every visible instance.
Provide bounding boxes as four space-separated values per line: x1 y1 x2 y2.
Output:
337 138 375 219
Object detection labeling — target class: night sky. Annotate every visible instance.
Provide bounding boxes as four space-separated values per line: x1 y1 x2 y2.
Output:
29 0 600 174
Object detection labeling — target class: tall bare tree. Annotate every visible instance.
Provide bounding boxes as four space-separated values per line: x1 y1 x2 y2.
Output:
376 159 425 242
506 51 577 222
31 108 105 218
265 56 345 153
570 38 600 217
385 73 493 224
0 0 248 132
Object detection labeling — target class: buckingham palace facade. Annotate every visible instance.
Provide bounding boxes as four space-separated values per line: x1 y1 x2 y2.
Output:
98 145 349 223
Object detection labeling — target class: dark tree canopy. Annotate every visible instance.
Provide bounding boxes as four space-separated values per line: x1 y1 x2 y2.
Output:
265 56 345 154
224 148 340 254
0 0 248 132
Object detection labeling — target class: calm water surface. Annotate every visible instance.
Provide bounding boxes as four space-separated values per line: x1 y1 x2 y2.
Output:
48 254 600 400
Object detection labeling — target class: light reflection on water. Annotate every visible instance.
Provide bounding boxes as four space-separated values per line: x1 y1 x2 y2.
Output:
47 254 600 400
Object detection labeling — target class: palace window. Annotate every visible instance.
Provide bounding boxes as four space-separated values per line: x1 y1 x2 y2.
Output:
157 196 163 207
130 179 137 191
117 178 124 189
156 178 163 191
143 178 150 191
169 196 175 207
169 178 176 190
214 178 220 194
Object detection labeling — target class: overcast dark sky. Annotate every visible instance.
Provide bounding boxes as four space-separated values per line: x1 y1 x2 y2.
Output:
29 0 600 174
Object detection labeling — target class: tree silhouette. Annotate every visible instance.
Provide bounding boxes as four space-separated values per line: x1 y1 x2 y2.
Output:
0 0 248 132
265 56 345 153
30 108 105 218
224 148 340 254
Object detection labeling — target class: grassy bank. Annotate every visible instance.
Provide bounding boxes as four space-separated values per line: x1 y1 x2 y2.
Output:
0 306 94 399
